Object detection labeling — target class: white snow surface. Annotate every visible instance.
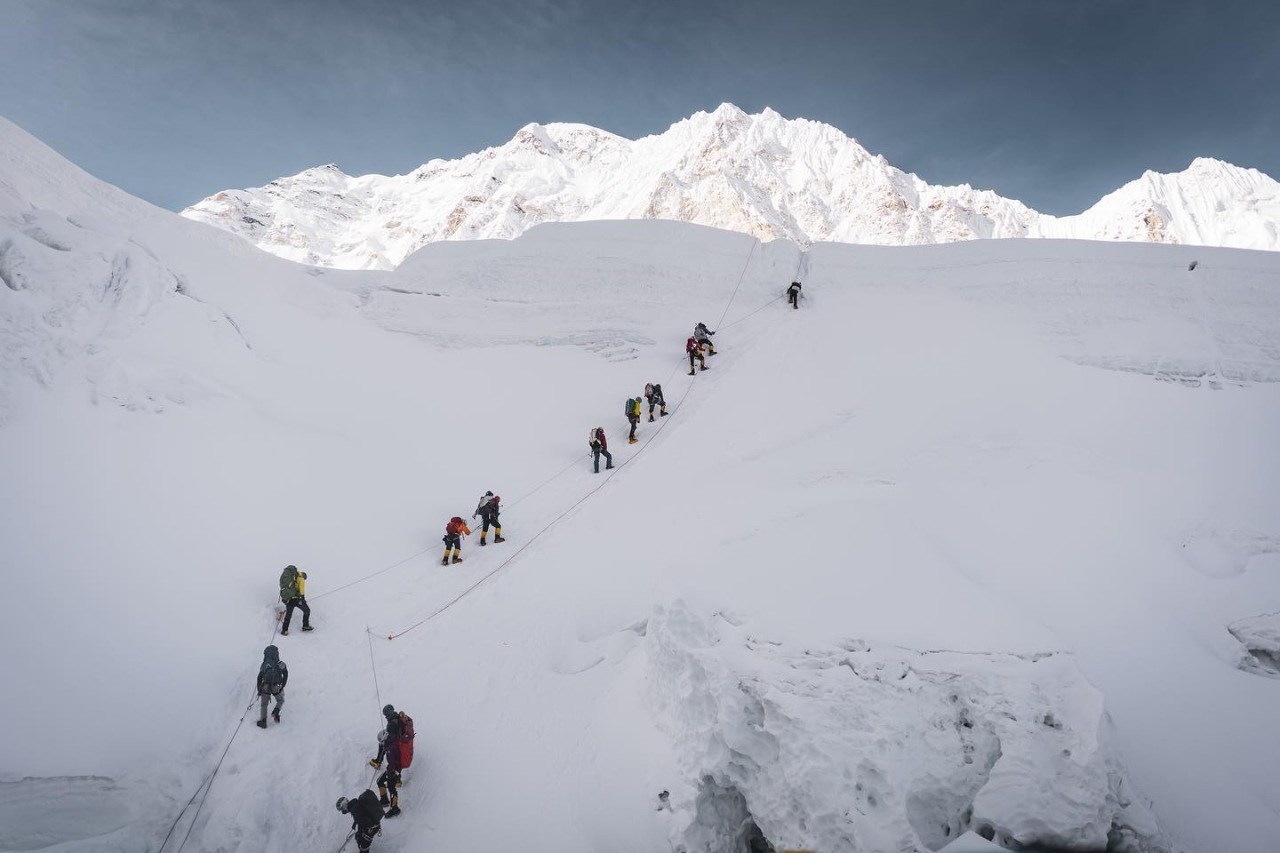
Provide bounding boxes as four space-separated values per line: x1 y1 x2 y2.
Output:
4 116 1280 853
180 104 1280 270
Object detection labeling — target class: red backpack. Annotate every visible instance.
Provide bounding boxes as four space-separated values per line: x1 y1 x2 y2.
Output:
397 711 415 768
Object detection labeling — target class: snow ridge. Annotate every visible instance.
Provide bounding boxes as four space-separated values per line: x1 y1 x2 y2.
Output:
181 104 1280 269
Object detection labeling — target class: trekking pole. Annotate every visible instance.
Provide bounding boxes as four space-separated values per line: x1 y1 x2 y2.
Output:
335 829 356 853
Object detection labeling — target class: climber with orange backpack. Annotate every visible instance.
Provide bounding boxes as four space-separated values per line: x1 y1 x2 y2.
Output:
442 516 471 565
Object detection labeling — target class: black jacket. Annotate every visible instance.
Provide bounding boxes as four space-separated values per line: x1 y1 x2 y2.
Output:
349 789 384 830
375 711 405 764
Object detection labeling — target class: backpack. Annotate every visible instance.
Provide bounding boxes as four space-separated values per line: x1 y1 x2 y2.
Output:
259 659 286 695
589 428 599 448
397 711 416 768
279 566 299 603
625 398 639 418
645 383 653 398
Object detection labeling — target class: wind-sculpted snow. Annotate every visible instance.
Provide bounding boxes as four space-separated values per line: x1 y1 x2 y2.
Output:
182 105 1280 270
4 117 1280 853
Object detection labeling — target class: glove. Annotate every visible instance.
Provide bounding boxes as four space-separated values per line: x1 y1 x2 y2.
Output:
369 758 381 769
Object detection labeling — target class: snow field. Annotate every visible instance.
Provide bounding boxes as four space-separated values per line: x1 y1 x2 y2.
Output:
4 116 1280 852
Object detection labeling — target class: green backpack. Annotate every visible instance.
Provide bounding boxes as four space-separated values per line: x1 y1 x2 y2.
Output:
279 565 300 602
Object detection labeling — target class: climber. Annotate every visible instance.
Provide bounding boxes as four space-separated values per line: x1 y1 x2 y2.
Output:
644 383 667 421
786 281 802 308
336 790 384 852
694 322 717 355
369 703 415 818
255 645 287 729
589 426 613 473
473 491 505 546
687 336 708 375
278 564 313 636
442 516 471 565
626 396 642 444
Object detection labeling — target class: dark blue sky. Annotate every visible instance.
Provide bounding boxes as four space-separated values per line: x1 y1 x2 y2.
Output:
2 0 1276 215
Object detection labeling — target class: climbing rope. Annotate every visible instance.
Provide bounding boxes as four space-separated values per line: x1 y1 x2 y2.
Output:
382 373 699 640
168 697 256 853
366 625 384 712
714 237 759 329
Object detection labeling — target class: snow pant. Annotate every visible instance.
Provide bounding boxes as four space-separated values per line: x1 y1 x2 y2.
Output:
647 398 665 418
593 446 612 473
688 352 705 372
479 512 500 537
355 824 381 852
259 689 283 724
628 415 639 441
789 292 799 308
377 766 402 808
443 533 462 561
282 597 310 632
697 336 716 354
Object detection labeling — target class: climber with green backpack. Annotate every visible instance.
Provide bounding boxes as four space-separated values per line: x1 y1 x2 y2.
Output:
278 565 313 635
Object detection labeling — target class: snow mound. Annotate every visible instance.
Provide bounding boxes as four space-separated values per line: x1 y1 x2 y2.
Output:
1228 613 1280 678
647 603 1159 852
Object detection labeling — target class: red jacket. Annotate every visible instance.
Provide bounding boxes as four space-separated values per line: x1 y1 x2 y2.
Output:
446 517 471 536
592 428 608 451
686 337 701 354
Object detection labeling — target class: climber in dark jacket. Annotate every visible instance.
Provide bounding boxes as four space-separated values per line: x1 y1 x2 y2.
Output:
336 789 384 852
787 281 802 309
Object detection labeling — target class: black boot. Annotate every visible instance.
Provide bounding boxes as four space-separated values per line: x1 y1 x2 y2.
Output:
494 535 505 543
256 719 267 729
301 624 313 632
386 805 401 818
452 555 463 564
479 538 487 546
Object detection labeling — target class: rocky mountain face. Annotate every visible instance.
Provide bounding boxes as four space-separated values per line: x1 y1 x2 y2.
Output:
181 104 1280 269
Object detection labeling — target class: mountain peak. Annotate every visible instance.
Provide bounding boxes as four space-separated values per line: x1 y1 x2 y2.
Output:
179 109 1280 270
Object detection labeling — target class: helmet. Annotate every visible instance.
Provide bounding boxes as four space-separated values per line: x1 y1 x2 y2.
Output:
336 797 350 813
485 490 493 497
377 729 389 744
382 704 395 717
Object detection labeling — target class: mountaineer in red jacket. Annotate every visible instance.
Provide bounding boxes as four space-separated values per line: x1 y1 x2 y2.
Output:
687 336 708 375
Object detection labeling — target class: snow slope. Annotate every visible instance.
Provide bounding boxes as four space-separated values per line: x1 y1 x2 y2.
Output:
4 117 1280 853
180 105 1280 270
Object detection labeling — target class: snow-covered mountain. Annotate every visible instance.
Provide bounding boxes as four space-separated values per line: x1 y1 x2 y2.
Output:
181 104 1280 269
6 116 1280 853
